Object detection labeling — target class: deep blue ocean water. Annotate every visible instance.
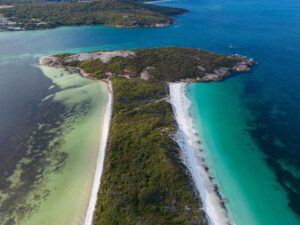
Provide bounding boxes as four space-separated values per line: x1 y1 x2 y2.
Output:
0 0 300 224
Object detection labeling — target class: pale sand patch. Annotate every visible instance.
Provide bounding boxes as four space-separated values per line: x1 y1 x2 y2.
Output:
64 51 135 63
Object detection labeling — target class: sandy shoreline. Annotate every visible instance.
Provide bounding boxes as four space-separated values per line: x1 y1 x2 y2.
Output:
169 82 230 225
83 80 113 225
38 61 113 225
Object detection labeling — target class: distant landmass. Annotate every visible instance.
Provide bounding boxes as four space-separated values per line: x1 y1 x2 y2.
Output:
0 0 187 31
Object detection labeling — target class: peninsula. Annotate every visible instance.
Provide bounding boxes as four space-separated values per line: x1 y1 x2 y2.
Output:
40 46 254 224
0 0 187 31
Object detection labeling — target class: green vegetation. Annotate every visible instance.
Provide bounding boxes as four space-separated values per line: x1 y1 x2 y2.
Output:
80 60 107 79
43 46 252 224
63 47 243 81
94 77 205 224
0 0 187 30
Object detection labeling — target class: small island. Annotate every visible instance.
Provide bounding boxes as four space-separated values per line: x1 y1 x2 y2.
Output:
40 46 254 225
0 0 187 31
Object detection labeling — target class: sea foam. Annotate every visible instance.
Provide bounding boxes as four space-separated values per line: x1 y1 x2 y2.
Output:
169 82 230 225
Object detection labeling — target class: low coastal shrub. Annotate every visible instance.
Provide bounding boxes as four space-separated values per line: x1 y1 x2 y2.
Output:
94 77 205 224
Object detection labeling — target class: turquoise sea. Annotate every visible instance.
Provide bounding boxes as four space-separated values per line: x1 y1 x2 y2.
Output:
0 0 300 224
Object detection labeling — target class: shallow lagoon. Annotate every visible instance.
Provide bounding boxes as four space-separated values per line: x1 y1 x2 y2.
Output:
21 67 109 225
0 64 108 225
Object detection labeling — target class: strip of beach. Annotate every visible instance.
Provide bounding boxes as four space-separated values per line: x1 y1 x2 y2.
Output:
169 82 230 225
84 80 113 225
39 61 114 225
39 55 112 224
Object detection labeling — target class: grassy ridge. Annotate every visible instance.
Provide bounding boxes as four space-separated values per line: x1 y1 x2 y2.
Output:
94 77 205 224
0 0 187 29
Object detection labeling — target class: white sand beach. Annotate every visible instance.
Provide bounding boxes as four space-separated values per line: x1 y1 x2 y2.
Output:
84 80 113 225
169 82 229 225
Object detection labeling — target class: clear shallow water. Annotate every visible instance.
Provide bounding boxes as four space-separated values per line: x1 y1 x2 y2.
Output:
188 78 300 225
22 67 109 225
0 61 108 224
0 0 300 224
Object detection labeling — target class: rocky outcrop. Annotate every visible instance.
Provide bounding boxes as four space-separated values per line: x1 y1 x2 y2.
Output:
39 51 135 67
180 56 255 82
64 51 135 64
39 48 255 82
39 56 62 67
140 67 155 80
232 54 255 72
202 67 230 81
39 51 136 78
0 14 21 32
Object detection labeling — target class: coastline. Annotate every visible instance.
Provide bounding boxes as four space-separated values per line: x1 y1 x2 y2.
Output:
169 82 230 225
0 21 172 32
84 80 113 225
15 66 112 225
37 60 114 225
0 0 187 32
37 47 254 224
